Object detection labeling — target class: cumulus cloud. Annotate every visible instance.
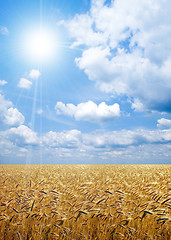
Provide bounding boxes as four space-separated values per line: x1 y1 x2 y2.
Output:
157 118 171 129
17 69 41 89
65 0 171 112
3 108 25 126
29 69 41 79
131 98 145 112
5 124 170 150
7 125 38 145
1 125 171 163
66 13 106 48
0 94 12 109
35 127 171 152
18 78 32 89
40 126 171 150
0 26 9 35
55 100 120 122
0 94 25 126
40 128 171 157
0 80 7 86
83 128 171 148
42 129 81 148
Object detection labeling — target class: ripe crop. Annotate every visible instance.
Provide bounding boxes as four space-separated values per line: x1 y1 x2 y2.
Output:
0 165 170 239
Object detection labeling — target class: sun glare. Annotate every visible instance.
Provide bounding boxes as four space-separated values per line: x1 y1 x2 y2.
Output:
25 28 56 62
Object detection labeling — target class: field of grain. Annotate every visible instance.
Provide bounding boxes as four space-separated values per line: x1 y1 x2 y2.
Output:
0 165 170 239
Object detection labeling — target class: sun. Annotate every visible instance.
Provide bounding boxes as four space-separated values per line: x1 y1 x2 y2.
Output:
24 28 56 62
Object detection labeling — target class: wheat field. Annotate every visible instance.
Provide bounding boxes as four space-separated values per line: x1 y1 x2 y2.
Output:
0 165 170 239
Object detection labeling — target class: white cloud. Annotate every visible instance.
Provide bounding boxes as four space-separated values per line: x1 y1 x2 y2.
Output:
1 125 171 163
131 98 145 112
65 0 171 112
17 69 41 89
0 26 9 35
7 125 38 145
157 118 171 129
66 13 106 48
0 94 25 126
83 128 171 148
0 94 12 110
37 109 43 115
41 126 171 150
42 129 81 148
29 69 41 79
0 80 7 86
18 78 32 89
3 108 25 126
55 100 120 122
40 127 171 163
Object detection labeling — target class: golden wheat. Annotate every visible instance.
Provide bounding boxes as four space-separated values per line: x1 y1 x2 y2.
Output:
0 165 170 239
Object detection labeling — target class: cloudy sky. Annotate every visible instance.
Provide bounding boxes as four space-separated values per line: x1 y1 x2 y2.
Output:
0 0 171 164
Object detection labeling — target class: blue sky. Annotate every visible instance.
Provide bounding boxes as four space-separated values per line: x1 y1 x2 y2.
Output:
0 0 171 164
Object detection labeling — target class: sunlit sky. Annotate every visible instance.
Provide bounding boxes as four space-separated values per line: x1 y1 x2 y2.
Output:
0 0 171 164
